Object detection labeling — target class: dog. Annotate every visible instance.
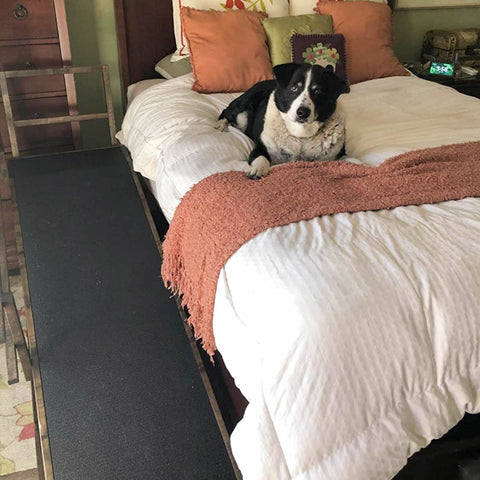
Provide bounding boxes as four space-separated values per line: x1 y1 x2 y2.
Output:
217 63 349 179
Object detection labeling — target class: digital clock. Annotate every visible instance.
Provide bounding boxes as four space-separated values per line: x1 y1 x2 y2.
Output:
429 62 455 77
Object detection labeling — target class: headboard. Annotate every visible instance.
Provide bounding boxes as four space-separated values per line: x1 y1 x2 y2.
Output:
115 0 175 91
115 0 397 93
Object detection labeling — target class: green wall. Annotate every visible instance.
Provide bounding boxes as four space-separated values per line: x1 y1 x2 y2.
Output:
64 0 124 149
393 7 480 61
63 2 480 147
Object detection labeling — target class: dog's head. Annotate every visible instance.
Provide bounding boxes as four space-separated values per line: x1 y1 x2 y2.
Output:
273 63 349 127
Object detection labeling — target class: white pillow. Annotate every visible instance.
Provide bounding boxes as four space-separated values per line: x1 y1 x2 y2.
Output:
289 0 387 16
171 0 289 61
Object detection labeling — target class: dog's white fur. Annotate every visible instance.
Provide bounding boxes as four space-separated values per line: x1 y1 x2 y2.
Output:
284 69 317 130
215 118 229 132
280 112 321 138
235 112 249 132
249 156 270 178
247 68 345 177
259 94 345 168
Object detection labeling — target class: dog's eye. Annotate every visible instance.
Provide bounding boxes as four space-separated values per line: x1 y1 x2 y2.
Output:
312 86 322 96
291 82 302 92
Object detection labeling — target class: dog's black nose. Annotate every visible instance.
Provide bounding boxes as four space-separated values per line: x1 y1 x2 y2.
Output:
296 107 311 120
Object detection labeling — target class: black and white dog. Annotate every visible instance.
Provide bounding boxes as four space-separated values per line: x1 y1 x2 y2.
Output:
217 63 349 179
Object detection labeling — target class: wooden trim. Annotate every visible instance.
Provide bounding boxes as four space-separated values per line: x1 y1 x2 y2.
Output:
9 176 55 480
4 313 17 383
102 65 117 145
113 0 174 87
1 66 117 157
0 154 32 382
114 0 130 109
0 72 20 157
53 0 82 149
0 38 59 47
4 66 104 78
15 113 109 128
0 91 70 102
175 297 242 480
3 301 33 383
3 144 73 158
53 0 71 64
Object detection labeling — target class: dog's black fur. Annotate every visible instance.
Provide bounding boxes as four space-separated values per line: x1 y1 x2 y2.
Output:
218 63 349 178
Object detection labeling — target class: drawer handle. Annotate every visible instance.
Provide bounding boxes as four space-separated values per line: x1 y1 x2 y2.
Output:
13 4 28 19
32 112 45 119
25 60 36 69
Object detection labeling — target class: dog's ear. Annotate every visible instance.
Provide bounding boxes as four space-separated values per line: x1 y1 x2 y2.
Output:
273 63 300 88
322 69 350 101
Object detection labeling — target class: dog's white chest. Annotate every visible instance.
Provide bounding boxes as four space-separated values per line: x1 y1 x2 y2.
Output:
260 95 345 165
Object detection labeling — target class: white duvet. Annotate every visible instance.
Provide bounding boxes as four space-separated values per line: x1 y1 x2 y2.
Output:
118 74 480 479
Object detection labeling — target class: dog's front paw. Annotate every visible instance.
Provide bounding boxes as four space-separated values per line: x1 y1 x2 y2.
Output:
214 118 229 132
247 156 270 179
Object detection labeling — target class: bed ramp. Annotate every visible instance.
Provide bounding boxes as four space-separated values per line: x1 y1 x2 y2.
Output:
10 146 238 480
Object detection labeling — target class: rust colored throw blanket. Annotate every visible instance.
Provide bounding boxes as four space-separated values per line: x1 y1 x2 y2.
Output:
162 141 480 356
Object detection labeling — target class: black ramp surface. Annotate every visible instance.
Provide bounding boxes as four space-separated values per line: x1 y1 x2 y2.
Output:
11 148 236 480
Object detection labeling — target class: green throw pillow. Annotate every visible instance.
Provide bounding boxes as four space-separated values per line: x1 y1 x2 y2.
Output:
155 54 192 79
262 14 333 66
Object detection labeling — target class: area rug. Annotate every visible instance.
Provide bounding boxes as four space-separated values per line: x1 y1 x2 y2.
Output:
0 274 37 477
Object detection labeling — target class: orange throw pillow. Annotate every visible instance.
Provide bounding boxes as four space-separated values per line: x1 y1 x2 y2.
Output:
181 7 274 93
315 1 408 85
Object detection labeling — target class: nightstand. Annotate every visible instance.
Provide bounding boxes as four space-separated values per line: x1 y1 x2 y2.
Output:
418 73 480 99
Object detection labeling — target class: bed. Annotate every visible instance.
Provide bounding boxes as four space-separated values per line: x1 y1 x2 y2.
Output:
114 1 480 478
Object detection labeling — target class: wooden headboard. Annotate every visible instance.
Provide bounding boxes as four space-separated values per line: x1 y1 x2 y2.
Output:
115 0 175 90
115 0 397 92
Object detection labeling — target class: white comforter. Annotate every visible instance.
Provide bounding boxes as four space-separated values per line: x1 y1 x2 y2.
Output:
118 73 480 479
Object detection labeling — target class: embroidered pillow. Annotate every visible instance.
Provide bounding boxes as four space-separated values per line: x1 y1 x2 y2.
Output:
182 7 273 93
289 0 387 16
262 14 333 66
314 1 408 84
291 33 348 84
172 0 289 61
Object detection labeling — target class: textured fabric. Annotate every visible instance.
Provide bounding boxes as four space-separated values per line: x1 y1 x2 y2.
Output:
315 1 408 84
162 141 480 356
117 74 245 185
171 0 289 60
182 7 273 93
291 33 348 82
118 72 480 479
261 14 333 66
155 53 192 79
117 74 480 214
125 79 165 106
219 195 480 480
289 0 387 16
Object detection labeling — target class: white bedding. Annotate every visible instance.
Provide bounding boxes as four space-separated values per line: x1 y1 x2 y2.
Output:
118 73 480 479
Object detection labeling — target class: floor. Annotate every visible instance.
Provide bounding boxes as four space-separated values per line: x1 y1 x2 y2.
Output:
0 273 40 479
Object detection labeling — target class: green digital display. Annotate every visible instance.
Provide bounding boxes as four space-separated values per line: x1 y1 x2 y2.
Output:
429 62 454 77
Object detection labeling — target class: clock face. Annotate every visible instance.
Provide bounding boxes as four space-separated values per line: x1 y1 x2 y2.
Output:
430 62 455 77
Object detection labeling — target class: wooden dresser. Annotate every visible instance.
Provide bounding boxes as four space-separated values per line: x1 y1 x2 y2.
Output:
0 0 80 158
0 0 80 270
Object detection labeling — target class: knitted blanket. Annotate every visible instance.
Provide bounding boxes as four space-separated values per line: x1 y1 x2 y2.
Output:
161 141 480 357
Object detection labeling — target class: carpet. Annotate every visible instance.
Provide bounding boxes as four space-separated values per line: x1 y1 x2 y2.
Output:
0 275 37 477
